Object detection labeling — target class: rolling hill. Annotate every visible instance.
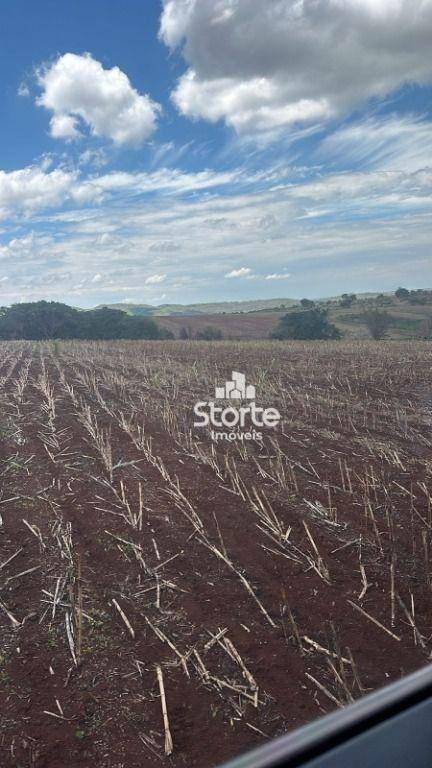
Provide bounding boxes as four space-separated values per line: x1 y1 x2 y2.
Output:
95 298 299 316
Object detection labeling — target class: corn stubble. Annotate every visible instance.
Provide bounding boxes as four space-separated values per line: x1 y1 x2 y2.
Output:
0 338 431 766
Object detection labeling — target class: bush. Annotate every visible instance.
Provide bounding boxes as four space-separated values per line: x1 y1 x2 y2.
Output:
155 326 175 340
408 289 429 305
196 325 223 340
418 318 432 339
363 309 392 340
271 309 341 340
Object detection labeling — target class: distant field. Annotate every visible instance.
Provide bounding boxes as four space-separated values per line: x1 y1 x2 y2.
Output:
330 301 432 339
155 301 432 340
156 311 285 339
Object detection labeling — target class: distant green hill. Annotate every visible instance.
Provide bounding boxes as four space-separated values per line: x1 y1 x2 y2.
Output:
94 303 156 316
95 298 299 316
95 291 432 319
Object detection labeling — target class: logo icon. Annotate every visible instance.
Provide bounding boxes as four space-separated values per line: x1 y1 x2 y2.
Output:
215 371 256 400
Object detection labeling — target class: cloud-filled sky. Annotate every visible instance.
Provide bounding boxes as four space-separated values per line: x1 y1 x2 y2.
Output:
0 0 431 307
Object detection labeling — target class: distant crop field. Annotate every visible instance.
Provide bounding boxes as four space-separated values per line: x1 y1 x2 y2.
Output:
156 311 285 339
0 339 432 767
155 301 432 340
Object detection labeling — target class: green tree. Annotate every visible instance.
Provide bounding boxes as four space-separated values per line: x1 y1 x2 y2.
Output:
0 301 167 340
395 287 409 300
0 301 78 340
271 309 341 340
340 293 356 308
408 289 428 305
300 298 315 308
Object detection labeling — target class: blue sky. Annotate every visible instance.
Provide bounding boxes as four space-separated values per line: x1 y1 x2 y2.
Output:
0 0 431 307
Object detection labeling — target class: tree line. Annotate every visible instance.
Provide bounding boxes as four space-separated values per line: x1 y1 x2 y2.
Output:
0 302 173 340
0 297 430 342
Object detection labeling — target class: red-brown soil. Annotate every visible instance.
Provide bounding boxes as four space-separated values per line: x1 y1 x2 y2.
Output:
0 339 431 768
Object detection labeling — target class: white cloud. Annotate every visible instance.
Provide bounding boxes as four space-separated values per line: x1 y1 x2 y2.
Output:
160 0 432 135
78 148 108 169
50 114 81 141
172 70 330 134
37 53 160 147
71 166 239 204
18 82 30 98
265 273 291 280
148 241 180 252
0 162 241 220
97 233 113 245
145 273 167 284
1 142 432 305
225 266 251 278
0 165 75 217
1 165 431 305
317 115 432 173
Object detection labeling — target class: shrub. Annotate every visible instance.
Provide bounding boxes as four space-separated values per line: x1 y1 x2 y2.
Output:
196 325 223 340
363 309 392 340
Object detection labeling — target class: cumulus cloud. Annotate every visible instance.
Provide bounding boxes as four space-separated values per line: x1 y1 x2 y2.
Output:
0 165 75 217
225 266 251 278
37 53 160 147
50 114 81 141
160 0 432 135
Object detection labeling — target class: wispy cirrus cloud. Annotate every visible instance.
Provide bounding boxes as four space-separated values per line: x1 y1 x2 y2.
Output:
0 162 244 220
317 115 432 172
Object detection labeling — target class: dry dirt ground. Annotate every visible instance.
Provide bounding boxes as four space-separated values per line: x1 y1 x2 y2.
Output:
0 339 431 768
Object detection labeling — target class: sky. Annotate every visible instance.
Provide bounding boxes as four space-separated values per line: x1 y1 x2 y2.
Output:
0 0 432 308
